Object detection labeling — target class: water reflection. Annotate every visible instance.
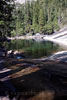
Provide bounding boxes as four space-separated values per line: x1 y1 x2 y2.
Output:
5 39 62 58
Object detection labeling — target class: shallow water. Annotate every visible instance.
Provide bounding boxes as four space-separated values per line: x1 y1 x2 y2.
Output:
5 39 64 58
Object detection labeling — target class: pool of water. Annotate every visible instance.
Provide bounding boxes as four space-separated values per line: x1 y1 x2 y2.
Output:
5 39 64 58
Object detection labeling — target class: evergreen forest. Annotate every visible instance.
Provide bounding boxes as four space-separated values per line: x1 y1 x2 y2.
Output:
11 0 67 36
0 0 67 38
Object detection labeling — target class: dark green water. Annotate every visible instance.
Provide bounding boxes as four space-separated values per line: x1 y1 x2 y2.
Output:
6 39 62 58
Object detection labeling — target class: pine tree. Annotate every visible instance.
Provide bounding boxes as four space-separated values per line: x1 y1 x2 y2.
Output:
32 0 39 33
0 0 14 40
39 8 45 33
24 1 31 33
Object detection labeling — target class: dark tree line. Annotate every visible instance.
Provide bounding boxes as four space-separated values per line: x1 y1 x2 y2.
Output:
0 0 14 40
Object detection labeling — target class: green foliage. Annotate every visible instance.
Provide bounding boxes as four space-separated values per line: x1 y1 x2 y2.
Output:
44 23 53 35
11 30 16 37
39 9 45 33
11 0 67 36
25 24 31 33
0 0 14 39
32 1 39 26
53 21 60 31
0 21 4 25
34 25 39 33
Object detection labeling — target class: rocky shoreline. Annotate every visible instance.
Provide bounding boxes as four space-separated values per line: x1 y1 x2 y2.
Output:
7 35 44 40
0 50 67 100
